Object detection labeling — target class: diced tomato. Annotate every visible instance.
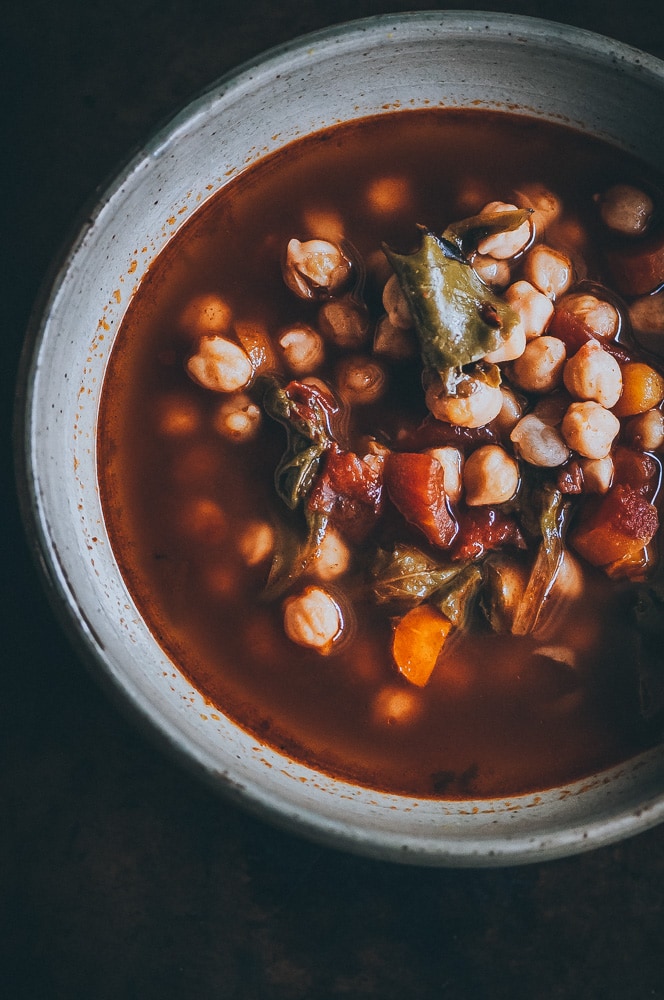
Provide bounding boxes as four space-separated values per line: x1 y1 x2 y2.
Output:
308 444 384 542
451 506 526 561
612 445 660 499
394 413 499 451
548 306 631 363
383 452 458 548
569 485 659 568
605 231 664 297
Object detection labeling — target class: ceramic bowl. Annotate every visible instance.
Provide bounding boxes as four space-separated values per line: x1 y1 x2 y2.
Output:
16 11 664 866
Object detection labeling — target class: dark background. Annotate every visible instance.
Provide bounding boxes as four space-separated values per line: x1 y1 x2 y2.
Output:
3 3 664 998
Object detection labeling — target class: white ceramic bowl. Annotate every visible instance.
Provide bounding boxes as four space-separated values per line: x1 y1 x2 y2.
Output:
16 11 664 866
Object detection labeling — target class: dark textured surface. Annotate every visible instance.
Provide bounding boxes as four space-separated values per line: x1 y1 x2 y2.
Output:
3 3 664 998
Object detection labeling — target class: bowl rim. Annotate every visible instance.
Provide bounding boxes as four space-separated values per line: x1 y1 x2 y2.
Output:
14 9 664 867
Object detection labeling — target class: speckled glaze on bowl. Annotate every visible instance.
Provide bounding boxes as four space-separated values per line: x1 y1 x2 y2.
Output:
16 11 664 866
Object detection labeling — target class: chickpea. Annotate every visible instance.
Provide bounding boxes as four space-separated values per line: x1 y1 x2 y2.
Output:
318 296 370 348
366 175 413 216
596 183 654 236
483 320 526 364
301 207 345 243
186 336 253 393
561 401 621 459
504 280 554 339
373 314 418 360
425 376 503 428
626 409 664 451
532 389 572 427
335 356 387 405
514 183 562 233
425 446 464 503
551 551 584 601
237 520 275 566
580 456 614 494
494 386 525 437
382 273 413 330
476 201 532 259
508 335 567 394
155 393 201 436
212 393 262 442
463 445 519 506
313 528 351 581
234 320 278 375
372 686 421 726
283 238 352 300
522 244 573 300
561 293 620 341
510 414 570 467
563 340 623 408
278 324 325 374
179 293 233 338
630 291 664 355
472 254 511 289
180 497 226 545
283 585 344 654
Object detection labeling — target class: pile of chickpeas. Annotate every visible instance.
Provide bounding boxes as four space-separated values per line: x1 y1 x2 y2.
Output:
178 180 664 658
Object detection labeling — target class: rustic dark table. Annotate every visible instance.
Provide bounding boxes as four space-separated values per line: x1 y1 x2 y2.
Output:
4 2 664 998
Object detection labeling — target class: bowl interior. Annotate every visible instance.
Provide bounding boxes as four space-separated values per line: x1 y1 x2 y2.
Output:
18 11 664 865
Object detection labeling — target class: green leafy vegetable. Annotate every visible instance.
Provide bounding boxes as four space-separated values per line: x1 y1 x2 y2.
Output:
382 228 522 390
262 378 336 510
371 544 464 606
511 485 572 636
261 378 337 596
443 208 533 256
431 562 484 629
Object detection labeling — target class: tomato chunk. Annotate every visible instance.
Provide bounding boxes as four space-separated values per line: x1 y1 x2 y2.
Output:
308 444 384 543
569 485 659 567
384 452 458 548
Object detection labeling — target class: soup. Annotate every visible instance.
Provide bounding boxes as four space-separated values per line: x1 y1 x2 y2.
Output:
98 109 664 798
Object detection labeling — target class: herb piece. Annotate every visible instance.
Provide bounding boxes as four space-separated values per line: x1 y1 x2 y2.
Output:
511 484 572 636
431 562 484 629
371 544 464 606
481 555 530 634
442 208 533 256
262 378 338 596
383 228 521 389
262 378 337 509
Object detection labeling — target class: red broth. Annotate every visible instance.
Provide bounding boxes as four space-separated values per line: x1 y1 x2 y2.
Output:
98 109 664 797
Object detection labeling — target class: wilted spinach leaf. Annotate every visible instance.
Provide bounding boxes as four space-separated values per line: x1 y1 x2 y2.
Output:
511 484 572 636
371 543 464 605
431 562 484 629
382 228 522 389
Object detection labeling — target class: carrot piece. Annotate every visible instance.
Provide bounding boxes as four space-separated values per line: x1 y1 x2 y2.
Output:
392 604 453 687
612 362 664 417
384 452 457 548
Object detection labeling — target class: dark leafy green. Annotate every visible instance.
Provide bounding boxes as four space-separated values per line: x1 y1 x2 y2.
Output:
262 378 335 510
261 378 336 596
511 485 572 636
371 544 465 606
431 562 484 629
383 227 522 390
442 207 533 256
